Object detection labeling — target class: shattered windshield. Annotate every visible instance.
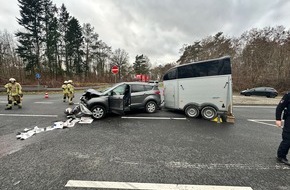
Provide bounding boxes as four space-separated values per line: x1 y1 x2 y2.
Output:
102 83 123 94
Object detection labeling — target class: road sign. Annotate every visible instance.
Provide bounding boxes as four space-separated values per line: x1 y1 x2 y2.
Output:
35 73 41 79
111 65 119 74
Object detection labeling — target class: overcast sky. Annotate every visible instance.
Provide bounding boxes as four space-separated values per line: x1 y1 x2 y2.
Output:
1 0 290 65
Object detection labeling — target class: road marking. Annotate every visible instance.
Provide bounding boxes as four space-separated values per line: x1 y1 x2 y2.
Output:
122 116 187 120
248 119 277 127
34 102 54 104
0 114 58 118
65 180 253 190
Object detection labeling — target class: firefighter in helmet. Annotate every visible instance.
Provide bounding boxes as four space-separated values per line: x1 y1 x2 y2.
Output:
4 78 23 110
62 81 69 102
67 80 75 105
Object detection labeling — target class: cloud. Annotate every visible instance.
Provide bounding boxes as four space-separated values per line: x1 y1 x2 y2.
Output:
1 0 290 65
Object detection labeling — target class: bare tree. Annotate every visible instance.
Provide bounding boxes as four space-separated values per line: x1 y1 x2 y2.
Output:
110 48 129 81
0 30 24 83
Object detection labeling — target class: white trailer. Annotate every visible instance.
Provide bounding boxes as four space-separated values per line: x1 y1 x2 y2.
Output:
162 56 235 122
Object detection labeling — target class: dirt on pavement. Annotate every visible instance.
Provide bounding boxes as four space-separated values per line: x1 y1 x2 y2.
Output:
233 94 281 105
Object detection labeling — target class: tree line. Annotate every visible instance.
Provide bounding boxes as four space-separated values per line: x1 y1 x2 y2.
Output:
0 0 290 92
178 27 290 92
0 0 156 86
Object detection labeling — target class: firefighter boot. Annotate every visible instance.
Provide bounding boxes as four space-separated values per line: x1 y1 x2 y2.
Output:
5 105 12 110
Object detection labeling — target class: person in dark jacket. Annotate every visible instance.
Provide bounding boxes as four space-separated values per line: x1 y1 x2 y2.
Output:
276 92 290 165
123 84 131 108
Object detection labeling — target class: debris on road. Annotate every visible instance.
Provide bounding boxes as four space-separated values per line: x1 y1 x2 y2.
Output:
15 103 94 140
79 117 94 124
16 118 81 140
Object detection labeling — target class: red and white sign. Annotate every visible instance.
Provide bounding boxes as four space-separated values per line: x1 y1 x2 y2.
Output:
111 65 119 74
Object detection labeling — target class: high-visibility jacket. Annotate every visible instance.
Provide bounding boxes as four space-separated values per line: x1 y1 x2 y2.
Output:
5 82 22 96
62 84 68 94
67 84 74 94
4 83 11 94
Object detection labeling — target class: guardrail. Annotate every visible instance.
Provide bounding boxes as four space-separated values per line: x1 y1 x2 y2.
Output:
0 85 105 92
0 85 48 92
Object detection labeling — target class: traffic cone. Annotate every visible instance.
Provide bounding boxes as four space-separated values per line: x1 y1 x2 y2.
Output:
44 92 49 98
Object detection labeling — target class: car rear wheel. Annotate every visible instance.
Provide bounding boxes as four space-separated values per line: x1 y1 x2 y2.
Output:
267 94 276 98
185 105 200 118
145 101 157 113
91 105 106 119
201 106 217 120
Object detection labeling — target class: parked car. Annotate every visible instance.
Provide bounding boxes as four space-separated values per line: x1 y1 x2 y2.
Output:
80 82 161 119
148 80 159 85
240 87 278 98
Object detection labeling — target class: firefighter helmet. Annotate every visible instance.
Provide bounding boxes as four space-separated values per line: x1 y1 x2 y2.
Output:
9 78 16 82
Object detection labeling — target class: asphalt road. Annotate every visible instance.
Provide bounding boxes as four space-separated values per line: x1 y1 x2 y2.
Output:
0 92 289 190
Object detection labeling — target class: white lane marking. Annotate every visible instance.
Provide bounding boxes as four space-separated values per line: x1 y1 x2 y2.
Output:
65 180 253 190
248 119 278 127
34 102 54 104
0 101 7 104
122 116 187 120
0 114 58 117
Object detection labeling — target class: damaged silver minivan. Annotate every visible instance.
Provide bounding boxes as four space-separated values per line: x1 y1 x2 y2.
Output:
78 82 161 119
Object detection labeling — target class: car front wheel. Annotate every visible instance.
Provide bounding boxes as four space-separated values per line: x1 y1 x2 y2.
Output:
91 105 106 119
145 101 157 113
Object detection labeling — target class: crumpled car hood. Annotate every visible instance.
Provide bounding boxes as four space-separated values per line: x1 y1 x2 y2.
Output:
85 89 104 97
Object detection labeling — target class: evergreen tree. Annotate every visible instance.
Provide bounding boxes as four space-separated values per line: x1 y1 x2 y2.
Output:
43 0 60 79
65 17 84 76
133 54 150 75
16 0 44 74
58 4 70 76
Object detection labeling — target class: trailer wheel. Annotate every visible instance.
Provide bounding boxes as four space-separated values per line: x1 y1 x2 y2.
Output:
201 106 217 120
185 105 200 118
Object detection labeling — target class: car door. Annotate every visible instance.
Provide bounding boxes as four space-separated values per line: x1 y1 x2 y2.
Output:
255 87 264 96
262 88 269 97
109 84 129 115
264 88 273 97
251 88 257 96
130 84 146 108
